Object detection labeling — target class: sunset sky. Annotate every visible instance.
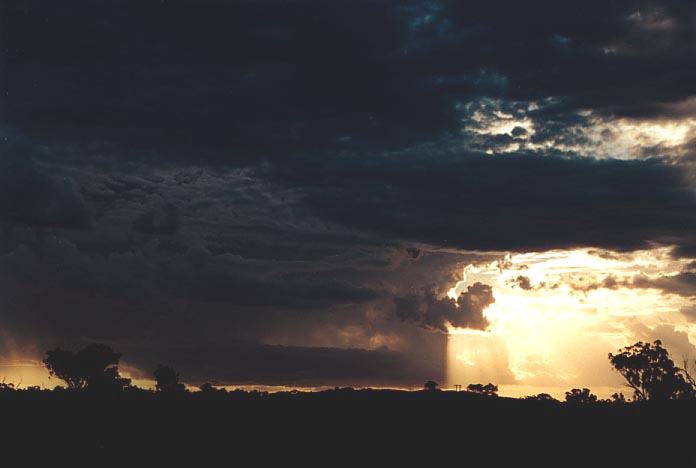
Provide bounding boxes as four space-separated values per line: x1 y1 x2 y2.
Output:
2 1 696 397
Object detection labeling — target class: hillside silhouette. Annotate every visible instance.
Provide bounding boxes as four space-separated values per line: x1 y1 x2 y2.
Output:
1 340 695 464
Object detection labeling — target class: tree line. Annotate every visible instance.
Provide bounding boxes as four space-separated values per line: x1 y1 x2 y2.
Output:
425 339 696 403
1 339 695 402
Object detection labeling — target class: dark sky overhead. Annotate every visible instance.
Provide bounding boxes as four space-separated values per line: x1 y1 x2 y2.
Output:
3 0 696 391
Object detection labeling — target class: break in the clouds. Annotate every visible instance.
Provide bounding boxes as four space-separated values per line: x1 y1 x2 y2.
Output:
2 0 696 391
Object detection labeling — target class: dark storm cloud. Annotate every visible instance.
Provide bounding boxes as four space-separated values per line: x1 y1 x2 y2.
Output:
120 340 443 387
395 282 493 332
0 0 456 159
0 232 382 337
439 1 696 110
132 203 180 235
3 0 696 386
0 143 88 229
3 0 696 160
269 151 696 252
0 217 464 384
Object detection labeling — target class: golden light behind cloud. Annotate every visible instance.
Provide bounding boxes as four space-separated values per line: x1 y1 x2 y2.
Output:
465 97 696 159
446 248 696 398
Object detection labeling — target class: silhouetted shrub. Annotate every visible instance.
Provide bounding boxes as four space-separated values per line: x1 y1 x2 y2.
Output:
524 393 557 402
332 386 355 392
467 383 498 396
199 382 226 394
565 388 598 405
0 378 15 392
423 380 440 391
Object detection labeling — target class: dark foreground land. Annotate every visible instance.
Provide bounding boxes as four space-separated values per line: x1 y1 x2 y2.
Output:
2 388 695 464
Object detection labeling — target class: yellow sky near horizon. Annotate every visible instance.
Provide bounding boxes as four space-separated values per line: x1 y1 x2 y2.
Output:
446 248 696 398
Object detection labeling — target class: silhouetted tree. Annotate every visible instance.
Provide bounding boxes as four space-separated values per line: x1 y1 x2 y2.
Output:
154 365 186 393
423 380 440 391
680 357 696 389
610 392 627 404
43 343 131 391
199 382 214 392
608 340 694 401
0 378 15 392
43 348 83 389
524 393 557 402
199 382 226 394
331 386 355 393
467 383 498 396
565 388 597 404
